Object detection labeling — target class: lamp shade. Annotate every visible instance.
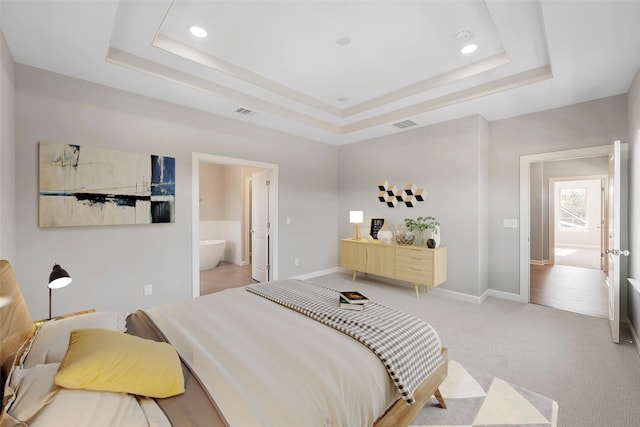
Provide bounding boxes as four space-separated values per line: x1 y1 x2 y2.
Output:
349 210 364 224
49 264 72 289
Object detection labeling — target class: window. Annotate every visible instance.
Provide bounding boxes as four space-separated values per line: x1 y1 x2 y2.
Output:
558 187 587 230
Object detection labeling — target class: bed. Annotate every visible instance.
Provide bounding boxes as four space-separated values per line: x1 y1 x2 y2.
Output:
0 259 447 426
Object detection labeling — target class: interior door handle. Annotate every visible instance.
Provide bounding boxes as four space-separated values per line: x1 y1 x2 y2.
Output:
605 249 631 256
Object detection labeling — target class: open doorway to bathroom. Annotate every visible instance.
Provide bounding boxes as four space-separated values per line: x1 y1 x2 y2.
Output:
191 153 279 298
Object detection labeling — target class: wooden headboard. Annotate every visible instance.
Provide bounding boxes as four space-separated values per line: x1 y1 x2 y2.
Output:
0 260 35 364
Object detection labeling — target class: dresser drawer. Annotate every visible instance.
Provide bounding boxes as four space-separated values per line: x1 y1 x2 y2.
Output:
396 248 434 284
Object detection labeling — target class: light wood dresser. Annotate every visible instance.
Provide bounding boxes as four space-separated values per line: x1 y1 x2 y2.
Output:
339 239 447 298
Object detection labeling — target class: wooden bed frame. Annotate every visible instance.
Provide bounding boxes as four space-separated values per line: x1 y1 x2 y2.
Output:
0 259 447 426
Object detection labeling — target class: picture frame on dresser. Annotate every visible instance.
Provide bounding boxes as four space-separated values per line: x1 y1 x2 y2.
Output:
370 218 385 239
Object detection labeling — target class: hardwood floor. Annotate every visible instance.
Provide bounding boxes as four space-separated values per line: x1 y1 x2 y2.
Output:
200 261 257 295
530 263 608 318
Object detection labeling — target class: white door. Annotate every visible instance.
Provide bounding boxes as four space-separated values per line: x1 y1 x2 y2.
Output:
606 140 630 343
251 171 269 282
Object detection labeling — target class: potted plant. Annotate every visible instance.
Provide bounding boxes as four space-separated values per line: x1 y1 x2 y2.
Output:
404 216 440 246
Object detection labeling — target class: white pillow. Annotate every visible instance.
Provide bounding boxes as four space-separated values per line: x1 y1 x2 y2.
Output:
2 363 159 427
21 312 128 368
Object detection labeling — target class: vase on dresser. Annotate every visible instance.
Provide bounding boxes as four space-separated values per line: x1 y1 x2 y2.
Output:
394 225 414 246
377 223 393 244
427 226 440 248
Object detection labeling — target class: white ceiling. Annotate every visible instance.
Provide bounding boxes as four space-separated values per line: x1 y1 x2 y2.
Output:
2 0 640 146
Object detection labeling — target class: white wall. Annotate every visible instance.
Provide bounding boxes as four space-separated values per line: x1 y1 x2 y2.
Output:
529 162 544 261
627 68 640 338
489 95 627 295
0 30 16 262
338 115 489 297
14 64 339 320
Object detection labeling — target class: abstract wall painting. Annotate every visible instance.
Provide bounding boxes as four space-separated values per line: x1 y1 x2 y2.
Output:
39 141 175 227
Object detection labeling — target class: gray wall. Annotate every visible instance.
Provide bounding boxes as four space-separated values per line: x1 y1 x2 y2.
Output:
488 95 628 294
14 64 339 320
199 163 226 221
0 30 15 262
530 162 544 261
628 68 640 338
338 115 490 297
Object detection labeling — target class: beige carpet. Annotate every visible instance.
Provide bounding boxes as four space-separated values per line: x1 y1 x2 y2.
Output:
308 272 640 427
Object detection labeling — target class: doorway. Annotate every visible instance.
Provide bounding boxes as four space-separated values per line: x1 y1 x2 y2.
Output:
529 163 609 317
191 153 279 298
519 145 612 308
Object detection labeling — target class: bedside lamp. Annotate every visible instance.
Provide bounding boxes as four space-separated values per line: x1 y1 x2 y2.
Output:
350 210 364 240
48 264 72 320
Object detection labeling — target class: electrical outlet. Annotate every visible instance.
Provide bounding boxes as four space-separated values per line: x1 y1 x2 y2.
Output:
294 257 300 266
144 284 153 296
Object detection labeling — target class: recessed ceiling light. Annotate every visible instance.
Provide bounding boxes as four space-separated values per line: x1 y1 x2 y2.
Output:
460 44 478 54
337 96 350 102
190 26 207 38
336 36 351 46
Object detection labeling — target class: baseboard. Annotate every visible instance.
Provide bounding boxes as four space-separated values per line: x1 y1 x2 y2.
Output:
294 267 342 281
529 259 549 266
429 287 485 304
629 321 640 357
484 288 525 302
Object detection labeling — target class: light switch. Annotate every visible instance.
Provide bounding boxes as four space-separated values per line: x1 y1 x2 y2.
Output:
286 216 291 224
503 219 518 228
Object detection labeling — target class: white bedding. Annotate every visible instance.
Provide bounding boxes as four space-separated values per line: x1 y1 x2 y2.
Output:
2 360 171 427
146 286 404 427
1 313 170 427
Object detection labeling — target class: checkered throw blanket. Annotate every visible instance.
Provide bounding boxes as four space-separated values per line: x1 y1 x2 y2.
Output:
246 280 444 404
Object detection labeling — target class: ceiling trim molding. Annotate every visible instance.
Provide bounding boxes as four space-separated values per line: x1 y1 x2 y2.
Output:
107 47 552 136
153 33 343 117
342 53 511 117
105 47 342 134
342 65 554 134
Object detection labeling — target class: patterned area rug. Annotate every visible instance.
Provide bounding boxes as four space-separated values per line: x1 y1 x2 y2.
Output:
410 361 558 427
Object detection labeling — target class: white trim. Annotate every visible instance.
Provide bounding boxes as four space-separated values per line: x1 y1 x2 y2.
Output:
192 153 279 299
430 287 487 304
484 288 524 302
529 259 548 265
244 176 251 266
295 267 342 281
629 319 640 357
520 145 613 304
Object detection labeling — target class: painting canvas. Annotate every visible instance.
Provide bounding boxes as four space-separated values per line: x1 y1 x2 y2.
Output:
39 141 175 227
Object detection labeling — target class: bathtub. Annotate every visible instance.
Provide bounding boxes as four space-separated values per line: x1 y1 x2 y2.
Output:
199 240 226 271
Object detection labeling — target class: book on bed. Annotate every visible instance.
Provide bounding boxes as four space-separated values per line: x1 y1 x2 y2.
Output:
339 291 370 304
339 296 365 310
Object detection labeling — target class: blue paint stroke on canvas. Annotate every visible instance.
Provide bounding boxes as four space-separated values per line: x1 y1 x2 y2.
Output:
150 155 175 223
151 155 175 196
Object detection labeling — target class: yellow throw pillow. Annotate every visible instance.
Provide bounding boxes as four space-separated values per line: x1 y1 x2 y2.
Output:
53 328 184 398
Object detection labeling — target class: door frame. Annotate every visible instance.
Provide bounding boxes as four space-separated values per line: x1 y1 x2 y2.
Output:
192 153 279 298
519 145 612 302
